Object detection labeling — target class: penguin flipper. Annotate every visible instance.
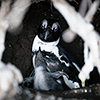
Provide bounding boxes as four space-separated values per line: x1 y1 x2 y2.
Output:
62 75 80 89
50 71 69 79
58 45 81 73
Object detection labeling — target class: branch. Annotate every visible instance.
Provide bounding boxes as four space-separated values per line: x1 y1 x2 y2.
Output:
52 0 100 86
8 0 31 33
0 0 11 61
0 0 31 99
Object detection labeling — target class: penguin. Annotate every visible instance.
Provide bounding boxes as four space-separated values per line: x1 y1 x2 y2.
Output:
22 18 81 90
33 49 80 90
31 18 81 89
33 50 64 90
32 18 80 73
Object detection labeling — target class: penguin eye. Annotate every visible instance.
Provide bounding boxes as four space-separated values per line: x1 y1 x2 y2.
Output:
42 19 48 29
52 23 58 32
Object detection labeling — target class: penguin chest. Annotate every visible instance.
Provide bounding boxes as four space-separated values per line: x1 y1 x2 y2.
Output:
32 35 60 57
34 67 49 90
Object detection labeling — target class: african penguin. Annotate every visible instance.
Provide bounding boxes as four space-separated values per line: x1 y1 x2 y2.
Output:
33 49 80 90
22 18 81 90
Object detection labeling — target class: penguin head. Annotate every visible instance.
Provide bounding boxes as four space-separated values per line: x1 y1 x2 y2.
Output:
37 18 61 42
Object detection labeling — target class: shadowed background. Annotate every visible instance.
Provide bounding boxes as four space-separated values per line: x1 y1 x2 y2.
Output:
2 0 100 85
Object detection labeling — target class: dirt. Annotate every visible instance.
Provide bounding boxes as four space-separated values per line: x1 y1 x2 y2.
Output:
1 0 100 99
4 83 100 100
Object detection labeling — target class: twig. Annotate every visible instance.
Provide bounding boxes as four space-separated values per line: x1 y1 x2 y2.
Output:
79 0 88 17
73 0 79 5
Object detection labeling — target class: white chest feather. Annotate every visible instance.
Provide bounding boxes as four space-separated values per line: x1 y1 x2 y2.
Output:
32 35 60 57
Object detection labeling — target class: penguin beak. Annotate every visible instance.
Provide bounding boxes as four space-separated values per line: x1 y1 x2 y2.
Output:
44 30 49 40
44 27 51 40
